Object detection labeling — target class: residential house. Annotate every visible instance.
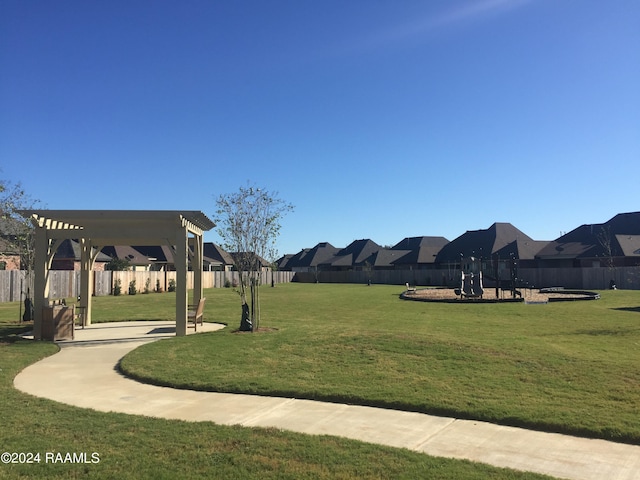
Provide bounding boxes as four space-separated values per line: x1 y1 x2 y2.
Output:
99 242 235 271
47 239 111 270
390 236 450 269
275 253 295 271
127 245 176 271
535 212 640 268
435 223 548 284
318 239 383 271
203 242 235 271
281 242 340 273
435 223 545 264
100 245 158 271
229 252 272 272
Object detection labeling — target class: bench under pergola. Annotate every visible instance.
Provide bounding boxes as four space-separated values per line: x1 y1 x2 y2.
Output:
22 210 215 339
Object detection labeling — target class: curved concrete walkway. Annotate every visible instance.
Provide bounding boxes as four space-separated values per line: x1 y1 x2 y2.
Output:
14 321 640 480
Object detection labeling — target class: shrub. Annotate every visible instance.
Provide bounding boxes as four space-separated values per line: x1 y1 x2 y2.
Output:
168 279 176 292
113 278 122 296
128 279 137 295
144 278 151 294
155 279 162 293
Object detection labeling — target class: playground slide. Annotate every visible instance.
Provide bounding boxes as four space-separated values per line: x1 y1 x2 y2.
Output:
461 272 484 298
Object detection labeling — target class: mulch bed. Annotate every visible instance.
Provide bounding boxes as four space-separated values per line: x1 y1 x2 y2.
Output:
403 288 595 303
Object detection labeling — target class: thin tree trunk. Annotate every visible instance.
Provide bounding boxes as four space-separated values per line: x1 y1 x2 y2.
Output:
255 275 260 331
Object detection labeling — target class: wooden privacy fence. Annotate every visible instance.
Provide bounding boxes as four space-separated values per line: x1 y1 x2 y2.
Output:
292 270 448 286
0 270 295 302
517 267 640 291
1 267 638 302
291 267 640 290
0 270 32 303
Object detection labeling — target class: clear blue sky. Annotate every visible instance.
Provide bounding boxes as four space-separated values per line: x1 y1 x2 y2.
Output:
2 1 639 257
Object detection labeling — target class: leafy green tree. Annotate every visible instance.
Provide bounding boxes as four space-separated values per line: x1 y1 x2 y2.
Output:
0 178 41 272
214 184 293 331
104 257 131 271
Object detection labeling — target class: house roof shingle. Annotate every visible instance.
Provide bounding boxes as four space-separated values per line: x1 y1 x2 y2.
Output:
391 236 449 265
536 212 640 260
321 239 382 267
203 243 235 266
435 223 540 263
285 242 340 269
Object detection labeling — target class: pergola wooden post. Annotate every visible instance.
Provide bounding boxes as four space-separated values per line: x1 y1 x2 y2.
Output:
22 210 215 339
174 223 189 337
189 234 204 306
79 238 102 325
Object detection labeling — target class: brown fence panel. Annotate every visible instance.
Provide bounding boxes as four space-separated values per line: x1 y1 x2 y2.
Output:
518 268 583 289
0 270 31 302
518 267 640 290
293 270 437 286
47 271 75 299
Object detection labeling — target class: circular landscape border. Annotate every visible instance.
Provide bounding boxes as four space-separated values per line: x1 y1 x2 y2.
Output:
400 287 600 304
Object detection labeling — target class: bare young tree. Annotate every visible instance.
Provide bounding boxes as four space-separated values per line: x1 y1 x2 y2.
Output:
214 184 293 331
597 225 617 288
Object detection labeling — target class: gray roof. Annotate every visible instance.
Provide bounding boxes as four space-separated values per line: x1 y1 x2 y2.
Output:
536 212 640 260
392 236 449 265
100 245 152 265
435 223 541 263
44 239 112 263
100 242 234 268
230 251 271 268
285 242 340 269
275 253 295 270
615 234 640 257
131 245 175 264
321 239 382 267
203 243 234 266
364 248 412 268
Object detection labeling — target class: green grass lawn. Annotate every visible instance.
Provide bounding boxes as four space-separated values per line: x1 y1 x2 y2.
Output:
116 283 640 445
0 322 551 479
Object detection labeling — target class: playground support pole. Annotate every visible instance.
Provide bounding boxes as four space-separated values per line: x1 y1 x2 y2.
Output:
494 255 499 300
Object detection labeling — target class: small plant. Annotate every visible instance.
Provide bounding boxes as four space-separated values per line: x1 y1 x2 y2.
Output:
224 278 232 288
128 279 137 295
155 279 162 293
168 278 176 292
144 278 151 294
113 278 122 296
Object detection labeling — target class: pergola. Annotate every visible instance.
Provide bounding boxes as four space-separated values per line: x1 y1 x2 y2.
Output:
22 210 215 339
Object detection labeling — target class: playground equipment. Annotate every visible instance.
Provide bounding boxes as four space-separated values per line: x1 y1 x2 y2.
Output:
459 256 484 299
461 271 483 298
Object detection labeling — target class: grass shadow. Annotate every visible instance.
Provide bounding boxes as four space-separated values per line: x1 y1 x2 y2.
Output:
574 327 639 336
612 306 640 313
0 322 33 341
